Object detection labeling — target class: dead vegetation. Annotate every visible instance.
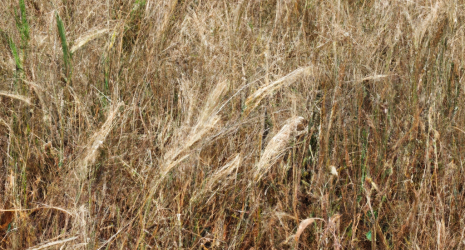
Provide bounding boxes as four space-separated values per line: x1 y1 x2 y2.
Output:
1 0 465 249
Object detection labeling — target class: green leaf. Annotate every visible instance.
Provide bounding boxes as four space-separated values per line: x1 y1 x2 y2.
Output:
366 230 372 241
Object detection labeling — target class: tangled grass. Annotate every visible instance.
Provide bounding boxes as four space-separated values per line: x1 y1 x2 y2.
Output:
1 0 465 249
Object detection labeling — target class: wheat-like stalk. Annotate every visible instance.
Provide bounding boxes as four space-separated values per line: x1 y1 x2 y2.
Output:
75 102 123 176
162 80 228 169
0 91 31 105
152 80 229 195
254 116 306 181
191 154 241 203
71 28 110 53
244 67 313 118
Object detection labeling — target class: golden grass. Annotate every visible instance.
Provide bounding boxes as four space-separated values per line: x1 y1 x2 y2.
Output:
244 67 313 118
70 28 110 54
75 101 123 176
1 0 465 249
254 116 306 181
0 91 31 105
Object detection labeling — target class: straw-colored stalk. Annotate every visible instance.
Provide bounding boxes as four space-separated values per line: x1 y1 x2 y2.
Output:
294 217 324 245
76 102 123 175
179 77 196 127
155 0 178 45
159 80 228 180
254 116 306 181
26 236 78 250
144 80 228 209
21 80 51 125
207 154 241 190
70 28 110 53
244 66 312 118
409 1 444 49
0 91 32 105
191 154 241 202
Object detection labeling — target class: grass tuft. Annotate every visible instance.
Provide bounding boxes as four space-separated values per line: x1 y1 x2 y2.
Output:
1 0 465 249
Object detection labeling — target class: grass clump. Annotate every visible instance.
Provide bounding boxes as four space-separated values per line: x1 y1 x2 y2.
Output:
1 0 465 249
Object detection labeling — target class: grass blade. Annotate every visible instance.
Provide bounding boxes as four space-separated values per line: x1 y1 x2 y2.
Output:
56 12 71 79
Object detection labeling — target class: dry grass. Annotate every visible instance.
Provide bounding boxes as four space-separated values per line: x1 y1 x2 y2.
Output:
1 0 465 249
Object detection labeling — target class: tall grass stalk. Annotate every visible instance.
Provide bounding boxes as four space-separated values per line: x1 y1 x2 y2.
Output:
1 0 465 249
56 12 71 81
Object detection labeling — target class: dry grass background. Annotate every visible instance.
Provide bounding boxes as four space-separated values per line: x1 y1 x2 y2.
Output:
0 0 465 249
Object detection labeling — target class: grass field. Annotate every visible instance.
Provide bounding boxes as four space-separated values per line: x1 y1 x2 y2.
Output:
1 0 465 249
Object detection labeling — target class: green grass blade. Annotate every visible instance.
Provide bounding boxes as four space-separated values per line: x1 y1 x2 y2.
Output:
56 12 71 78
19 0 29 44
8 37 22 71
